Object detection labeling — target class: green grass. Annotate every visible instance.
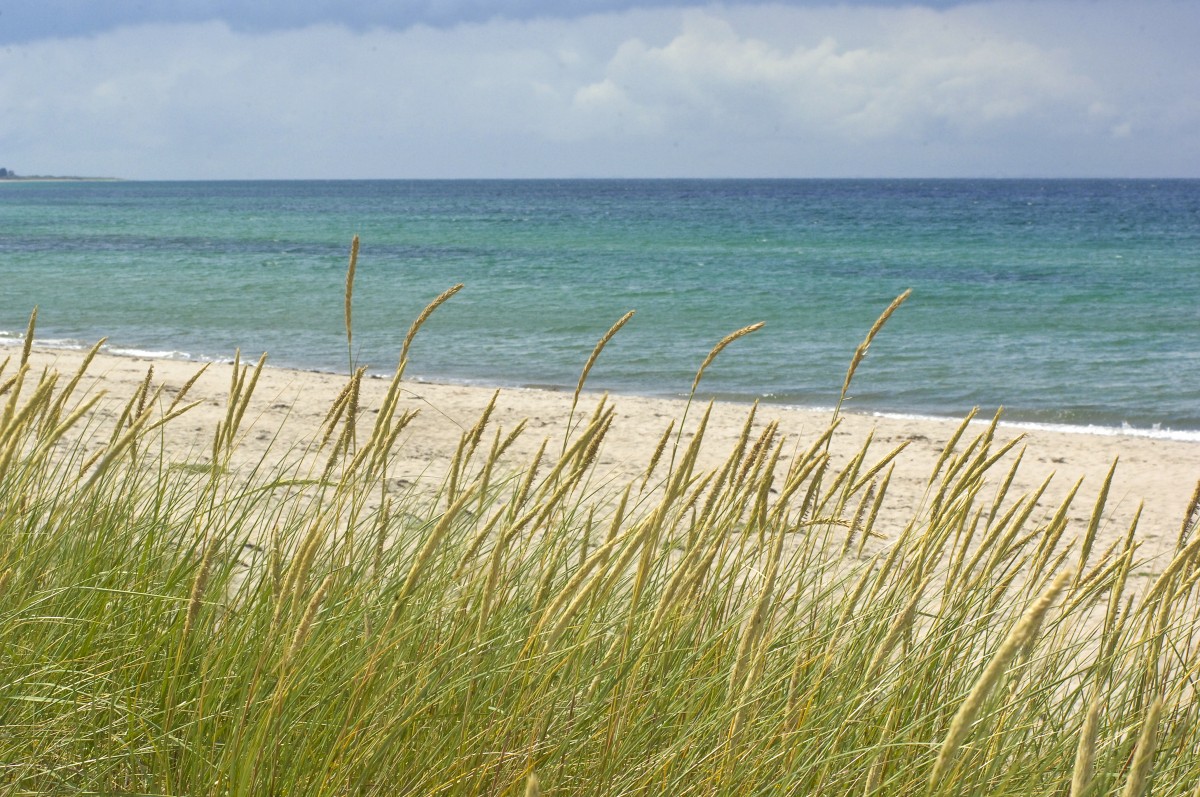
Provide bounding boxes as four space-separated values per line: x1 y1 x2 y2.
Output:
1 287 1199 797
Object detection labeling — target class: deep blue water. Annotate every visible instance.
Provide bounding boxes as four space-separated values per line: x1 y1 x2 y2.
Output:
2 179 1198 437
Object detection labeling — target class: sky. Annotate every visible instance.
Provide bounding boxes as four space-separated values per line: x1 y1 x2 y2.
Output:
1 0 1197 179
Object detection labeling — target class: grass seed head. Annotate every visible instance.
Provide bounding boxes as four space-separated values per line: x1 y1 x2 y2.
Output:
692 322 765 394
1071 696 1102 797
345 234 359 351
930 570 1072 787
1121 697 1162 797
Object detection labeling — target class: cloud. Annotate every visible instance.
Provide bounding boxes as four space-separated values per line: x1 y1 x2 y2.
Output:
567 8 1105 144
0 0 974 44
0 2 1195 178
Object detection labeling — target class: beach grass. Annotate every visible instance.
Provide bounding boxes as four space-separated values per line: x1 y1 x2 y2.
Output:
2 289 1199 797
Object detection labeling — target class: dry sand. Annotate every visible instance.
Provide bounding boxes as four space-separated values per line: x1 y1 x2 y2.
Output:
19 346 1200 572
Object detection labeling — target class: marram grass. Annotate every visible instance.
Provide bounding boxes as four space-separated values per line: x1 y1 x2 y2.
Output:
1 281 1200 797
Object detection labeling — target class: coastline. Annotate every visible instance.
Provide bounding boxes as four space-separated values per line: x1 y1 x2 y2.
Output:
7 335 1198 444
20 344 1199 574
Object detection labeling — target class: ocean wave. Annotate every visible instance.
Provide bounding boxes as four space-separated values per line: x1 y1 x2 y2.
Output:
865 410 1200 443
105 346 195 361
998 419 1200 444
0 334 92 351
1 334 196 362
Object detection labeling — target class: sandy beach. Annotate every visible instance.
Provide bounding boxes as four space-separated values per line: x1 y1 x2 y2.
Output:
17 345 1198 574
8 341 1200 793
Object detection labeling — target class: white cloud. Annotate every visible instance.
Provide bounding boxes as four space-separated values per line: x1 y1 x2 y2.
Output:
1110 122 1133 139
573 8 1100 142
571 78 666 136
0 1 1195 178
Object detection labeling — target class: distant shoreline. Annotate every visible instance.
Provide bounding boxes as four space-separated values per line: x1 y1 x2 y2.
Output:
0 176 121 183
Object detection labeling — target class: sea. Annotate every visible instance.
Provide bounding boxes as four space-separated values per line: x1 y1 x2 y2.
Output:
2 179 1198 441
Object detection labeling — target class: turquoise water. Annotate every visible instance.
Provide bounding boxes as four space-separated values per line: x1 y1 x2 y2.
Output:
2 179 1198 438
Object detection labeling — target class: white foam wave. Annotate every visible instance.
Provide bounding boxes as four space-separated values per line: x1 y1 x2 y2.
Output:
999 419 1200 443
105 346 194 360
0 335 91 351
3 334 197 362
864 410 1200 443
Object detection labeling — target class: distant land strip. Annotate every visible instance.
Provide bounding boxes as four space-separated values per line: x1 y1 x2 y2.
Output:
0 174 121 182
